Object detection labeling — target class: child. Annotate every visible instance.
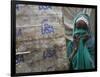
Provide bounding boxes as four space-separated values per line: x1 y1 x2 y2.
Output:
67 13 95 70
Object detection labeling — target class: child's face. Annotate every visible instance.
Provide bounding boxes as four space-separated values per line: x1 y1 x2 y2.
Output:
73 20 89 42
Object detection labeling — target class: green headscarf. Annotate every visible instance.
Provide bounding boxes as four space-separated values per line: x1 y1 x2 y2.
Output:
73 13 90 36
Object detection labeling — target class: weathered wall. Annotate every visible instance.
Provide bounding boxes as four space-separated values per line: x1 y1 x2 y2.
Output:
16 4 69 73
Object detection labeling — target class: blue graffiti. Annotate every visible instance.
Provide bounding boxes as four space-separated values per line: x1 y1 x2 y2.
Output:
16 55 24 64
16 28 22 36
41 23 54 34
16 4 19 10
43 48 57 59
39 5 52 10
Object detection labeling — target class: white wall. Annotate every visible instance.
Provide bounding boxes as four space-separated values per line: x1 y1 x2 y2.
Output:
0 0 99 77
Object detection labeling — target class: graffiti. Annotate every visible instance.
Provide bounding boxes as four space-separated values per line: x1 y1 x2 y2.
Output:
39 5 52 10
16 4 19 10
16 55 24 64
16 28 22 36
43 48 57 59
41 19 54 34
41 24 54 34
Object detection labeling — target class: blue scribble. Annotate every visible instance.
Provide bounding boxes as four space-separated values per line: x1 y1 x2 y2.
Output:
43 48 57 59
41 23 54 34
16 55 24 64
16 4 19 10
16 28 22 36
39 5 52 10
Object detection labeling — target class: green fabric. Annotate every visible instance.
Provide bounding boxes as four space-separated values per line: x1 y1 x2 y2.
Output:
72 39 94 70
72 13 90 36
73 29 87 35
